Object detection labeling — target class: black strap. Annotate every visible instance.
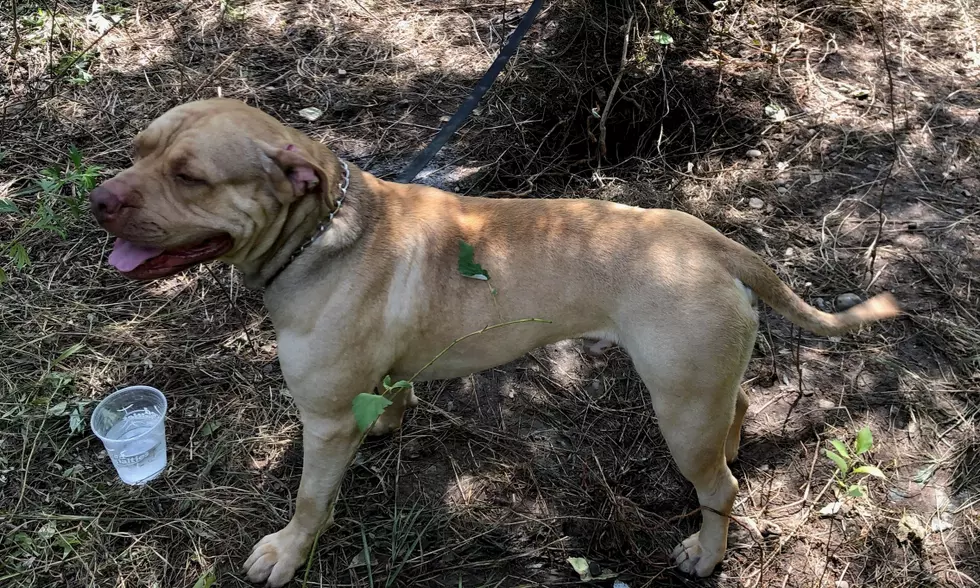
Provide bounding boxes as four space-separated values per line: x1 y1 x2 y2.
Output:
396 0 546 183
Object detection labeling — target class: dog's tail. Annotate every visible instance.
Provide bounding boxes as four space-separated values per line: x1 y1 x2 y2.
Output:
717 237 900 336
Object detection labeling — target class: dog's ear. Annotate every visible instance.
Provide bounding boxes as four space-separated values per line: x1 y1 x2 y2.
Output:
257 141 337 208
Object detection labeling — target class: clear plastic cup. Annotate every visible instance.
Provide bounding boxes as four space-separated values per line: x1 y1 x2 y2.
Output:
90 385 168 485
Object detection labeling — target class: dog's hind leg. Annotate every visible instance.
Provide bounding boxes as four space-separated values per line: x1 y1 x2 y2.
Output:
725 387 749 464
646 374 740 577
625 312 754 576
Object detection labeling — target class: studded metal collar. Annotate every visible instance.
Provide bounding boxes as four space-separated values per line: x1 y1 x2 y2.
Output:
264 160 350 287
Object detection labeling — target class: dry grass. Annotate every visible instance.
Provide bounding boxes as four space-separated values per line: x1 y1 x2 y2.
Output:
1 0 979 586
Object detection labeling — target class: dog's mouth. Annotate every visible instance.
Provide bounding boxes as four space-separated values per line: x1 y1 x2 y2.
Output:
107 234 234 280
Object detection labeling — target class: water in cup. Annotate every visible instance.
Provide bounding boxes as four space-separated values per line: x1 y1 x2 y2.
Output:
105 409 167 484
91 386 168 485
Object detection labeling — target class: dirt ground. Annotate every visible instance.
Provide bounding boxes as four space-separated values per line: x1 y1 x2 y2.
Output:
1 0 978 587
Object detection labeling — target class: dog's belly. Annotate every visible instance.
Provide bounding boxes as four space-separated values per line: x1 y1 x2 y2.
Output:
390 327 617 382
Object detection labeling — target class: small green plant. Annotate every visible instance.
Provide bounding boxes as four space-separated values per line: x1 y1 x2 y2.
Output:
824 425 885 498
10 520 83 566
47 399 93 435
18 8 64 44
0 146 101 284
55 50 98 85
192 569 216 588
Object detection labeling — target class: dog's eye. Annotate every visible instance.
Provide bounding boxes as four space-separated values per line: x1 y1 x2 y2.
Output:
175 172 205 186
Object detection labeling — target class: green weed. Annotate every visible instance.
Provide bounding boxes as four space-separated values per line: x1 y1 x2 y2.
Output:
0 146 101 284
824 425 886 499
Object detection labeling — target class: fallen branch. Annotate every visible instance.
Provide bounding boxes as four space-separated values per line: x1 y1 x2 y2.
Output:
599 14 633 161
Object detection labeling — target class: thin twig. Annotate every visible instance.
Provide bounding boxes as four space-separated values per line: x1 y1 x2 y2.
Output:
599 14 633 161
9 0 20 62
818 514 835 588
301 532 318 587
408 317 550 382
864 0 900 277
667 504 766 547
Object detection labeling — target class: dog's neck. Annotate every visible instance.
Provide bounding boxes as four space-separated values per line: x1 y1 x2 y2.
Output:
237 153 369 290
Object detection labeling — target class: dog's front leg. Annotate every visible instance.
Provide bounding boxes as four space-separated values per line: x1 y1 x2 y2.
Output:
244 409 360 587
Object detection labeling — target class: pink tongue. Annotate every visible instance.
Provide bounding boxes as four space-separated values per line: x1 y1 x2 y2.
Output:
107 239 165 272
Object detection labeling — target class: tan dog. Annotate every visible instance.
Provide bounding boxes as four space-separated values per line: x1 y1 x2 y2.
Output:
90 98 900 586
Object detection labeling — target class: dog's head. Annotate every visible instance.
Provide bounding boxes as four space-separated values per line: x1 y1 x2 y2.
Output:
90 98 343 280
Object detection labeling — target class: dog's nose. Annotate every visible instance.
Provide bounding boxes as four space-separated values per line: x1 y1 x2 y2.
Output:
89 185 124 222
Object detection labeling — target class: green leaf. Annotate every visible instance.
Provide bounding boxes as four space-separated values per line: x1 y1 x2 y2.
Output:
651 30 674 45
52 342 85 367
382 375 412 393
192 570 216 588
0 199 19 214
80 169 100 192
9 242 30 269
846 484 865 498
37 521 57 541
48 401 69 416
70 69 93 85
852 465 885 479
199 421 222 437
567 557 591 580
855 426 873 455
13 532 36 554
358 524 374 585
38 177 60 194
34 220 67 237
830 439 850 460
0 267 7 285
68 145 83 170
69 407 85 434
54 532 79 557
824 449 848 475
43 371 73 393
458 240 490 280
352 393 393 433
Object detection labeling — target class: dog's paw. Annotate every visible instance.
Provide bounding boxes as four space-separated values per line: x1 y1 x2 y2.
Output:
243 529 311 586
670 532 722 577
